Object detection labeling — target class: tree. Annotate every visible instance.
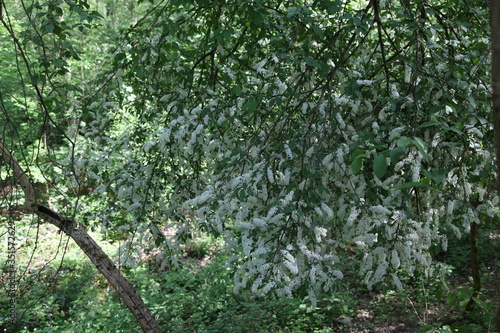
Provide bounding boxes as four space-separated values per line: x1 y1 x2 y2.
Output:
1 0 497 331
80 0 494 302
489 0 500 330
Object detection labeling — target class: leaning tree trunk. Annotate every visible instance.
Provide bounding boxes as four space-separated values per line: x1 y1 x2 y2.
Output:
0 140 163 333
489 1 500 332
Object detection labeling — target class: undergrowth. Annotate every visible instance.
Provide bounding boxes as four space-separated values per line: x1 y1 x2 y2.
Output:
0 222 498 332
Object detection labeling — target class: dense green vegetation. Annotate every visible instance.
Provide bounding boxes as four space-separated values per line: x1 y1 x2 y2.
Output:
1 0 499 332
0 221 498 332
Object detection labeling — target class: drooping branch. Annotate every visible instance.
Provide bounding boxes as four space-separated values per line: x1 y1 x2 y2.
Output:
0 139 163 333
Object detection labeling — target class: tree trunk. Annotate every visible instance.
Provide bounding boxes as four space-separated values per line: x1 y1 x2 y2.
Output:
464 221 480 312
489 0 500 331
0 140 163 333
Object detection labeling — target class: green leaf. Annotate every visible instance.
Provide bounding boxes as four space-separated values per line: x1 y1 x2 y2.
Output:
155 236 164 246
31 74 46 85
446 292 457 307
389 146 406 164
420 177 431 185
54 58 65 68
396 136 411 148
422 168 446 184
269 97 282 107
418 121 441 128
312 26 324 38
44 24 55 33
351 149 367 158
373 154 387 179
304 56 322 69
397 182 428 189
230 86 242 96
350 157 363 174
243 100 259 112
412 137 428 160
472 297 489 310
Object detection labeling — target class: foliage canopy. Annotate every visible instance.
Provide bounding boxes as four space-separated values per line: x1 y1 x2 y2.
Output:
0 0 496 306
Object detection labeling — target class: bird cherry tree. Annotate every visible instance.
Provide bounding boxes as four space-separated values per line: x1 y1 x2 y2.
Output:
0 0 496 331
73 0 494 306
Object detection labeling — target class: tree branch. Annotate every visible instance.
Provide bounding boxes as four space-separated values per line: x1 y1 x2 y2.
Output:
0 139 163 333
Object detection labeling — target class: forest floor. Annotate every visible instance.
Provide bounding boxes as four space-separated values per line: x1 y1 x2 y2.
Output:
1 219 499 332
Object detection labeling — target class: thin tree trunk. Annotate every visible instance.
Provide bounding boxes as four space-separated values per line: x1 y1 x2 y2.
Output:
0 140 163 333
489 0 500 331
464 221 480 312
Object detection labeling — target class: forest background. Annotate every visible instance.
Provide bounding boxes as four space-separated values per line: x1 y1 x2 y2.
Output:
0 0 499 332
